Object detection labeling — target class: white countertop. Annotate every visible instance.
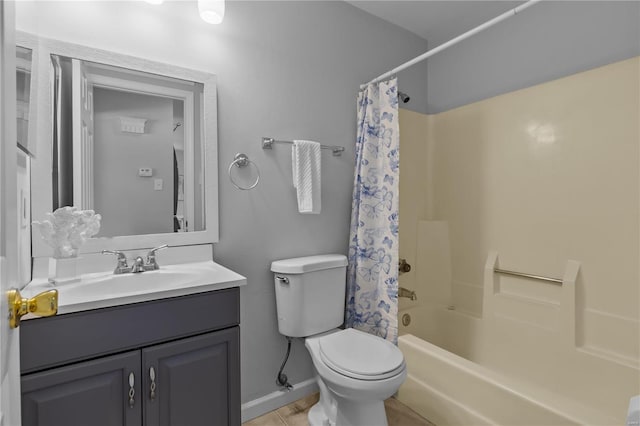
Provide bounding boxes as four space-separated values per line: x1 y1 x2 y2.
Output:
22 261 246 316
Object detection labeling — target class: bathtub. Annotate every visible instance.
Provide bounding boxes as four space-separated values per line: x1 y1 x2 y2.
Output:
395 304 624 425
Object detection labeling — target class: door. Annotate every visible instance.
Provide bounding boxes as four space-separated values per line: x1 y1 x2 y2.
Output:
142 328 241 426
0 1 22 425
72 58 94 210
21 350 142 426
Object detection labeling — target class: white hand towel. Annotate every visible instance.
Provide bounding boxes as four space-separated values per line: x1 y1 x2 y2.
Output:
292 140 321 214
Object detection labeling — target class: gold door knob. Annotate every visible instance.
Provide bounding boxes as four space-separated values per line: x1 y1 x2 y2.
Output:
7 289 58 329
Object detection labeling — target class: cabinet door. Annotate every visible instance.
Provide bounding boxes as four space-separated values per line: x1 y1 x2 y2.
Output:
22 351 142 426
142 327 240 426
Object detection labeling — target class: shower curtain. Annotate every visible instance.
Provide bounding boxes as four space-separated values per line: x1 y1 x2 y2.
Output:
346 77 400 344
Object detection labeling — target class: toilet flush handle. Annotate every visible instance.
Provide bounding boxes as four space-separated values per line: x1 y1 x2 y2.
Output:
275 276 290 285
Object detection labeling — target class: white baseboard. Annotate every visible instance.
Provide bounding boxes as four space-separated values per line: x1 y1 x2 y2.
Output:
241 378 319 423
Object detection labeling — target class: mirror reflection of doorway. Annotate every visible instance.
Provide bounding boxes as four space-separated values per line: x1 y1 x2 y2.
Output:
50 55 200 237
92 86 181 236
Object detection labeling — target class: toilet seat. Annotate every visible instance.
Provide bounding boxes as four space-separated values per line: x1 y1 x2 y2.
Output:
317 328 405 381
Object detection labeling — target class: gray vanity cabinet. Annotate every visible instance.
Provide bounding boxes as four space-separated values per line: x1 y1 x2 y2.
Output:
22 351 142 426
143 329 239 426
20 288 241 426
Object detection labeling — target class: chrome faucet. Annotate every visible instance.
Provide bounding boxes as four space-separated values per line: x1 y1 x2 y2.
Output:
102 245 169 274
131 256 146 273
398 286 417 301
102 250 130 274
145 244 168 270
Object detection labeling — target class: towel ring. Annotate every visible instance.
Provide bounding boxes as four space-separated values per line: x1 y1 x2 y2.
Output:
228 153 260 190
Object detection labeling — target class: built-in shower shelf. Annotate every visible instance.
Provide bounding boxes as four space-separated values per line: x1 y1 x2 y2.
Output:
578 345 640 370
483 251 580 344
494 290 561 307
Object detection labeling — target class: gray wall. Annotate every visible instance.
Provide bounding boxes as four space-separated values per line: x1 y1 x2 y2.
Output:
16 0 429 404
426 1 640 113
93 88 174 237
212 2 429 403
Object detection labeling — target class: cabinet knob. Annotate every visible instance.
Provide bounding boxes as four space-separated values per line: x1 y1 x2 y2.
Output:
7 288 58 329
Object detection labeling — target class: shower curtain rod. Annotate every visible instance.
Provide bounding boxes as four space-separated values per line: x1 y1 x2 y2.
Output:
360 0 541 89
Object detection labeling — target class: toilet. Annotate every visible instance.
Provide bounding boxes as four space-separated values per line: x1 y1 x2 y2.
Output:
271 254 407 426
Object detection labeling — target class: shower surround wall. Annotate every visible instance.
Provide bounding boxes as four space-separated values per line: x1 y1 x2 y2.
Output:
398 57 639 422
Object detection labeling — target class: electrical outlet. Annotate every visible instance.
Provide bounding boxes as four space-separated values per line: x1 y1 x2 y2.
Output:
154 179 163 190
138 168 153 177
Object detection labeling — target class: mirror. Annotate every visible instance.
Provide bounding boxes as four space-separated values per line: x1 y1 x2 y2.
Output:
17 46 34 286
50 55 204 237
17 33 219 257
16 46 32 153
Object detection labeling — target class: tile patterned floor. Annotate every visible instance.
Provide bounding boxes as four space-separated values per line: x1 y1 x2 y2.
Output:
243 393 435 426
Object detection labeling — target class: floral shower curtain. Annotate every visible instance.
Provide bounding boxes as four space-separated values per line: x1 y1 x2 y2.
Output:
345 78 400 344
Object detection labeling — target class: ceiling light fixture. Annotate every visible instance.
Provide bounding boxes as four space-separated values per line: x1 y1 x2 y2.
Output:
198 0 225 24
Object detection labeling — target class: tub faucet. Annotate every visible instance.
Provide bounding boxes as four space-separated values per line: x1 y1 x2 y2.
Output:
399 258 411 275
398 286 417 301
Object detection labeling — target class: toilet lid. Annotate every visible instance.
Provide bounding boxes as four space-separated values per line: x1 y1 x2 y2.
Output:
318 328 405 380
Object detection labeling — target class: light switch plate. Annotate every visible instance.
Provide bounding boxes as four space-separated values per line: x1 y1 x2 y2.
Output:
154 179 163 190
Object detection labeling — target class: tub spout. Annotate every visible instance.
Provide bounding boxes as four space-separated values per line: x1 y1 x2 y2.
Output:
398 286 417 301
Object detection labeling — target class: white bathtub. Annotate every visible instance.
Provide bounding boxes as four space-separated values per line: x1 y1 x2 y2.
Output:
396 304 626 425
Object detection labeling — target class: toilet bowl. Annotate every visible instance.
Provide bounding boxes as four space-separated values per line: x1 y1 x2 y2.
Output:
271 255 407 426
305 328 407 426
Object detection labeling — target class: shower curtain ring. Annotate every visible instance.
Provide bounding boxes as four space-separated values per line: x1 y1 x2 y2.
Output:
228 153 260 190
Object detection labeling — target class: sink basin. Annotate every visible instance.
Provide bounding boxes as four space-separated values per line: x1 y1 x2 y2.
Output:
23 261 246 315
79 269 198 294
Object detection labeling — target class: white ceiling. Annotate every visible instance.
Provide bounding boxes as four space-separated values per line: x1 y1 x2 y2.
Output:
346 1 525 47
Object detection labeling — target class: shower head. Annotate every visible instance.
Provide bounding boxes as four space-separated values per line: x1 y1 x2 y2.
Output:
398 91 410 104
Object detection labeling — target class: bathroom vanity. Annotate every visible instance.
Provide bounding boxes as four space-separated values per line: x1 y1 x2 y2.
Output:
12 24 237 426
13 24 237 426
18 262 245 426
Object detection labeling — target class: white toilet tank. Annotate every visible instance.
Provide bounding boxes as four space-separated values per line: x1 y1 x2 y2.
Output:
271 254 348 338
